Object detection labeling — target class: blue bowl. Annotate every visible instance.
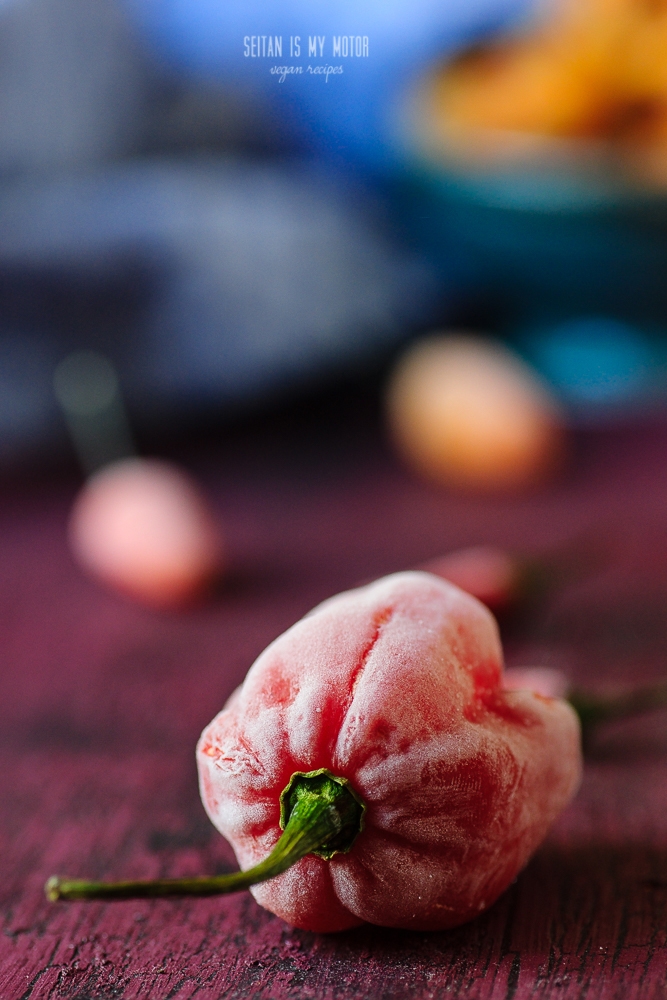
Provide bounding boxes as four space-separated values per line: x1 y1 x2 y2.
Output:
393 153 667 329
388 145 667 417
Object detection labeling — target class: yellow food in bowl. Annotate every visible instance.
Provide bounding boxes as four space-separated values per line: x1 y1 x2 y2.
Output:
420 0 667 184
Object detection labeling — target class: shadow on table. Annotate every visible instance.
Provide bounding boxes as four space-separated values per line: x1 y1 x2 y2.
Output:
267 841 667 996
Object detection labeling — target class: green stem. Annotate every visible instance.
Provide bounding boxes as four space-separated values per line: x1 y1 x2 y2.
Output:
46 769 364 903
569 679 667 733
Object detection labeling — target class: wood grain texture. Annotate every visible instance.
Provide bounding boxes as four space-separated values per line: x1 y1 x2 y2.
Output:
2 422 667 998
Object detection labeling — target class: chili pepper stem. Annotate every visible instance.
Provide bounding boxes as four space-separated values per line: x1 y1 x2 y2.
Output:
569 679 667 733
46 769 365 904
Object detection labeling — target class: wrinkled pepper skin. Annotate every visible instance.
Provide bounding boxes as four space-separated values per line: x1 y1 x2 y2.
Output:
198 572 582 932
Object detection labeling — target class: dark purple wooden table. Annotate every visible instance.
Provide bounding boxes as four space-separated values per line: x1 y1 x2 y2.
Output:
2 417 667 999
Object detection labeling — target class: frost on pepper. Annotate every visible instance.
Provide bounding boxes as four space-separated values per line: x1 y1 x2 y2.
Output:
197 571 582 933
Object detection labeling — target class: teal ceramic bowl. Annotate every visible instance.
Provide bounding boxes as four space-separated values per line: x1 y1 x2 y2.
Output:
389 130 667 415
393 150 667 328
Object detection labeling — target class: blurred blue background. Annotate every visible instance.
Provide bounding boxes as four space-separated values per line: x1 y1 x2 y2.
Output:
122 0 525 169
1 0 666 471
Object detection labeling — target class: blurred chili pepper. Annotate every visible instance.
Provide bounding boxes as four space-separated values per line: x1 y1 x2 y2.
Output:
421 534 607 619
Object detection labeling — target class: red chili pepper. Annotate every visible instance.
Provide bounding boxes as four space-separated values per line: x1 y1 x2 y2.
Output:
421 535 606 617
47 572 582 932
421 546 521 613
198 571 581 931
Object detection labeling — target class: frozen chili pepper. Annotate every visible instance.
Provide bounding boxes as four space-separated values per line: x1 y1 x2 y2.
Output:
420 546 521 613
421 534 605 617
503 666 570 700
48 572 582 932
504 666 667 734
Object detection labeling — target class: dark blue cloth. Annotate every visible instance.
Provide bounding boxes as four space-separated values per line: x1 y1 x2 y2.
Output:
0 0 443 464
